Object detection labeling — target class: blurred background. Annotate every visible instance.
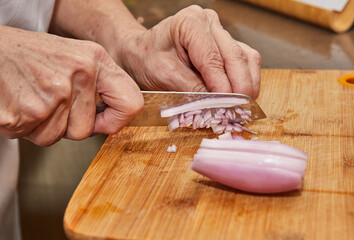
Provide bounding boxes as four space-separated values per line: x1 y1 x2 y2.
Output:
18 0 354 239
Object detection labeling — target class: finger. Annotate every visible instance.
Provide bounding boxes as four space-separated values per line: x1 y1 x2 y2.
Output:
0 99 55 139
206 8 261 98
93 59 144 135
176 7 232 92
24 104 70 146
64 71 96 140
208 19 255 98
147 53 208 92
64 92 96 140
237 42 262 98
169 63 208 92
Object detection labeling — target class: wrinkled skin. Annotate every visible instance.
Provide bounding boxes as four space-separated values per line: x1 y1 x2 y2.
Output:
0 26 143 146
0 1 262 147
114 6 261 98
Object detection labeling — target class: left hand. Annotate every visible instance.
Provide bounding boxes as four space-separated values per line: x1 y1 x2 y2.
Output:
114 5 262 99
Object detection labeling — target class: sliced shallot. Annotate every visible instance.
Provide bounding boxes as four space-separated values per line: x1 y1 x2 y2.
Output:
161 97 249 117
161 97 255 134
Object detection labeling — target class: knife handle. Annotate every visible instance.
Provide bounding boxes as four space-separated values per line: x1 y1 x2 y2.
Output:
95 93 106 114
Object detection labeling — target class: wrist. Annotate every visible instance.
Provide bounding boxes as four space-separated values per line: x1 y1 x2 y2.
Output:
50 0 147 64
100 23 147 67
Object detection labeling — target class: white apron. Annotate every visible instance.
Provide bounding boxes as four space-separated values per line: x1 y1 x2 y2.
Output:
0 138 20 240
0 1 55 239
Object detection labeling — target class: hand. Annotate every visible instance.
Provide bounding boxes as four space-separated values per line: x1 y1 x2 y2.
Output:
114 5 261 98
0 25 143 146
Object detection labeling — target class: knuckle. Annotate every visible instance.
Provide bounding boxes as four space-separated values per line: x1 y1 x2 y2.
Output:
78 41 110 73
27 101 51 123
50 78 72 102
70 44 96 70
204 8 219 21
72 69 95 89
85 40 105 53
249 50 262 67
1 112 19 130
231 44 248 63
1 118 23 138
88 42 109 62
180 5 208 22
127 94 144 116
201 50 224 70
70 53 96 75
182 5 204 14
3 102 47 132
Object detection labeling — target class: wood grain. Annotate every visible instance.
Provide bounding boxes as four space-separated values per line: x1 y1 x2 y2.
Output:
238 0 354 33
64 69 354 240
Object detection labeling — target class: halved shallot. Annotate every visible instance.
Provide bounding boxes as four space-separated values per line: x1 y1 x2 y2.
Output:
160 97 255 134
191 139 308 194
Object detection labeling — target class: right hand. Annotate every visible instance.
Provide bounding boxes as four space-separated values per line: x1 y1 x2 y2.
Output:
112 6 261 98
0 25 143 146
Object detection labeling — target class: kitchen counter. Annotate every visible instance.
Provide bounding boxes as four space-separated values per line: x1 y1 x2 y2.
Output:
18 1 354 240
124 0 354 69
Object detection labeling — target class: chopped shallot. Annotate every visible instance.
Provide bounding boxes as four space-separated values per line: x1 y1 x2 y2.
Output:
167 144 177 153
218 132 246 140
191 139 308 194
161 97 256 134
218 132 233 140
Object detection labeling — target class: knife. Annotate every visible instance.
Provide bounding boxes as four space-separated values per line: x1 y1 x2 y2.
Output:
96 91 266 126
122 91 266 126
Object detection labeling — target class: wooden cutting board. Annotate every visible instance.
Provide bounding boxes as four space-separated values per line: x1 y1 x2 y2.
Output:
64 69 354 240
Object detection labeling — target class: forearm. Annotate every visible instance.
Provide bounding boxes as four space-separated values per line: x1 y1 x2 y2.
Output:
49 0 146 58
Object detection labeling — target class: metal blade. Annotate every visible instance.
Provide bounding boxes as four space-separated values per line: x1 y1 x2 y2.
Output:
128 91 266 126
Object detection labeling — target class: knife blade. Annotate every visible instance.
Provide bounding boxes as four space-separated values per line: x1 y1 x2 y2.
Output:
127 91 266 126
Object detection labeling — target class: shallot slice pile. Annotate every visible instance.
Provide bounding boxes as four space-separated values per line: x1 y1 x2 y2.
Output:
191 138 308 194
161 97 255 134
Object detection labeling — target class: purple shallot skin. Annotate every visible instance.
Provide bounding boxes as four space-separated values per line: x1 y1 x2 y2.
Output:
191 139 308 194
